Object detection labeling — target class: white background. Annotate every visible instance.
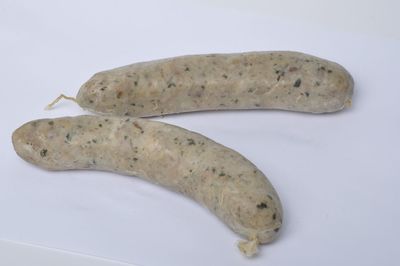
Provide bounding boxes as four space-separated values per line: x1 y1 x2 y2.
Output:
1 0 399 265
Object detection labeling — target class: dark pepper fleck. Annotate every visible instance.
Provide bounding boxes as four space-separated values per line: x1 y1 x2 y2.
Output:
185 66 190 71
257 202 268 209
305 92 310 97
40 149 48 157
133 122 144 133
187 138 195 145
117 91 123 99
273 213 277 220
134 81 138 86
48 121 54 126
168 82 176 88
65 133 72 142
222 74 228 79
274 228 280 232
293 78 302 87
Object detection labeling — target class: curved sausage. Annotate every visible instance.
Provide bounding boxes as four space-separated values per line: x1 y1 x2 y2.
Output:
12 115 283 256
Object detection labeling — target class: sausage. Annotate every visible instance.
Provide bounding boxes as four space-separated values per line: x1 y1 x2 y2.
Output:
72 51 353 117
12 115 283 256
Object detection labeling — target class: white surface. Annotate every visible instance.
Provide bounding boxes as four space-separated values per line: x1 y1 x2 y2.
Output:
1 0 399 265
0 239 136 266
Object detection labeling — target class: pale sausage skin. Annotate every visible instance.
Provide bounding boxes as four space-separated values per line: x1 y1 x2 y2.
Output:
77 51 353 117
12 115 283 256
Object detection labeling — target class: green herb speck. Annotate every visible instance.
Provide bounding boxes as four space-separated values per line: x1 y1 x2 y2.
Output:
40 149 48 157
293 78 301 87
256 202 268 209
65 133 72 142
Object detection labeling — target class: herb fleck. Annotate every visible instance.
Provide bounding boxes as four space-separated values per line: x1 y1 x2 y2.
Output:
305 92 310 97
187 138 195 145
219 172 226 177
257 202 268 209
222 74 228 79
98 123 102 127
134 81 138 86
40 149 48 157
293 78 301 87
185 66 190 71
65 133 72 142
133 122 144 133
272 213 277 220
168 82 176 88
117 91 123 99
124 135 128 140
